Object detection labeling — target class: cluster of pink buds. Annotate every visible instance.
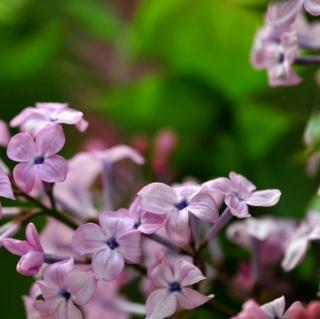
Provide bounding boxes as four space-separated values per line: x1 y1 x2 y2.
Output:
251 0 320 87
0 102 320 319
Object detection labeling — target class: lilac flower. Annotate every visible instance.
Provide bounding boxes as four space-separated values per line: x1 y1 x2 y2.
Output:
227 217 295 265
34 259 96 319
234 296 304 319
251 25 301 87
295 14 320 50
119 197 167 234
282 211 320 271
7 125 68 193
267 0 320 27
146 254 213 319
138 183 218 244
0 119 10 146
11 102 88 136
72 213 141 280
0 169 15 217
2 223 44 276
23 283 42 319
208 172 281 218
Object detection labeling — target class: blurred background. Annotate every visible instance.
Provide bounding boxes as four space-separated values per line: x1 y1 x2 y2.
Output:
1 0 320 317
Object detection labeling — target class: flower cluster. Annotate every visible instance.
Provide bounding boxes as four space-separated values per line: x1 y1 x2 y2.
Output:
251 0 320 87
0 101 320 319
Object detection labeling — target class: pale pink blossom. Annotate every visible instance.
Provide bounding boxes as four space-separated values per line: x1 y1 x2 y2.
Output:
7 125 68 193
23 283 42 319
2 223 44 276
72 213 141 280
209 172 281 218
0 119 10 146
34 259 96 319
0 169 15 217
138 183 218 244
11 102 88 136
282 211 320 271
146 254 213 319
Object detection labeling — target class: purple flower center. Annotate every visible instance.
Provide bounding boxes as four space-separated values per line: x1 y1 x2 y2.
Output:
278 52 285 64
33 156 45 165
60 289 71 300
174 199 188 211
168 281 181 293
133 220 141 229
106 237 119 250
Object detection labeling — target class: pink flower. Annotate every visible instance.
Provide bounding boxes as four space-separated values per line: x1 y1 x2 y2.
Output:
23 283 42 319
234 296 304 319
209 172 281 218
0 119 10 146
7 125 68 193
267 0 320 27
146 254 213 319
0 169 15 217
2 223 44 276
138 183 218 244
72 213 141 280
10 102 88 136
282 211 320 271
34 259 96 319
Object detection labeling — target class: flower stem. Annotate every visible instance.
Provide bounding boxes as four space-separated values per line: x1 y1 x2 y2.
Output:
294 56 320 65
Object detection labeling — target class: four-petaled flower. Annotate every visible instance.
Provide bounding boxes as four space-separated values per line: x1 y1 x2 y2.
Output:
34 258 96 319
72 213 141 280
10 102 88 136
208 172 281 218
138 183 218 244
7 124 68 193
3 223 44 276
146 254 213 319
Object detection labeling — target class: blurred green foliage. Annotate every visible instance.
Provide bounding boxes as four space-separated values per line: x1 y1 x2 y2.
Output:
0 0 320 318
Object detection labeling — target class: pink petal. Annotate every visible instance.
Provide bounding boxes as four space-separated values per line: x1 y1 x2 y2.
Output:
247 190 281 207
305 0 320 15
10 107 37 127
204 177 232 194
17 250 44 275
236 300 267 319
13 162 36 193
281 237 309 271
34 297 63 316
68 301 83 319
26 223 43 251
148 254 174 288
64 272 96 305
146 288 177 319
99 213 132 238
177 288 213 310
261 296 286 318
2 238 31 256
0 170 14 199
7 133 37 162
267 0 303 26
56 109 83 125
76 118 89 132
43 258 74 287
229 172 256 194
225 193 250 219
173 258 205 287
166 210 191 245
188 193 218 223
92 249 124 280
37 281 60 299
99 145 145 165
118 231 141 263
72 223 106 256
284 301 305 318
138 183 178 215
38 155 68 183
0 120 10 146
35 125 65 157
140 212 167 234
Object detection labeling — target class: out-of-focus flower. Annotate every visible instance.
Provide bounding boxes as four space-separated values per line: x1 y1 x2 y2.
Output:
0 169 15 217
138 183 218 244
11 102 88 136
267 0 320 27
72 213 141 280
0 221 20 245
119 197 167 234
227 217 295 265
0 119 10 146
234 296 304 319
251 24 301 87
34 259 96 319
7 125 68 193
2 223 44 276
23 283 42 319
282 211 320 271
146 254 213 319
209 172 281 218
